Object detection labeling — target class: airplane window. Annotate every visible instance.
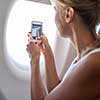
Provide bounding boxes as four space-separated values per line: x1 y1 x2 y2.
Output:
5 0 56 76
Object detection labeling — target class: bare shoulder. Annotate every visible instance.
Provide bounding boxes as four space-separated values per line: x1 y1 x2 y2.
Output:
83 51 100 72
45 52 100 100
61 51 100 99
87 51 100 63
63 51 100 80
72 51 100 83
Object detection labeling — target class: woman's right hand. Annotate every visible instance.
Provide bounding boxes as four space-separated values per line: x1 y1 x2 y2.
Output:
39 34 54 58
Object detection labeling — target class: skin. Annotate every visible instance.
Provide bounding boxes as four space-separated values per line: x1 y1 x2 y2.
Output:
27 0 100 100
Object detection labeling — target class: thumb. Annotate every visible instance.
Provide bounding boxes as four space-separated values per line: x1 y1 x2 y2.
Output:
39 34 49 46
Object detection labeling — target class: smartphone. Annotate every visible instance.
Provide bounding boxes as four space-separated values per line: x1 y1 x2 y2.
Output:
31 21 42 40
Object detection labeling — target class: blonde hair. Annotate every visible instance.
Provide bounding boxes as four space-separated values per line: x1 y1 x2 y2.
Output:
57 0 100 34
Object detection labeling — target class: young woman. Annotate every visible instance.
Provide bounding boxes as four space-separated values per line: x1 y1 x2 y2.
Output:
27 0 100 100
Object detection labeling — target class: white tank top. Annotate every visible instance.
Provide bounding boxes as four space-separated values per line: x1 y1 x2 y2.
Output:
63 47 100 80
62 47 100 99
87 47 100 56
72 47 100 65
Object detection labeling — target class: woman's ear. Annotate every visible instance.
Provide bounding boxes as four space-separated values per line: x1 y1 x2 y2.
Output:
64 7 75 23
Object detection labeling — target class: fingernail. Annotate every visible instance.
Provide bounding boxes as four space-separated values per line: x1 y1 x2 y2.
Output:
29 32 31 34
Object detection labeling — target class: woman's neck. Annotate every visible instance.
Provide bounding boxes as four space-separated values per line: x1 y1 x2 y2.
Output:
70 25 97 59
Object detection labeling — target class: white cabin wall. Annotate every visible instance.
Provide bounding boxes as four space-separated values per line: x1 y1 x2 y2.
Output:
60 43 76 78
54 34 70 79
0 0 31 100
54 34 76 79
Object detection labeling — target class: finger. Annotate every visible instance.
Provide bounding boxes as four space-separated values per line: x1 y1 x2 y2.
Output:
29 41 40 50
27 32 32 37
38 41 43 48
39 35 49 46
29 41 36 46
27 34 34 42
27 42 35 49
29 32 32 35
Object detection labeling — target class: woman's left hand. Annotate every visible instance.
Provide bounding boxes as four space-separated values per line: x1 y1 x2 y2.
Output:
26 32 41 65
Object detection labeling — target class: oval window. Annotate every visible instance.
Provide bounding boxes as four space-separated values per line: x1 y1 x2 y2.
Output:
5 0 56 78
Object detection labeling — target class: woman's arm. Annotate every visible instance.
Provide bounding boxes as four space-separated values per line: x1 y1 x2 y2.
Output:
27 32 60 94
44 52 60 93
27 33 100 100
31 57 46 100
27 41 47 100
40 35 60 92
28 41 100 100
44 53 100 100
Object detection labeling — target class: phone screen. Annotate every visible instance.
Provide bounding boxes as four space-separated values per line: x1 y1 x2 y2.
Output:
31 21 42 39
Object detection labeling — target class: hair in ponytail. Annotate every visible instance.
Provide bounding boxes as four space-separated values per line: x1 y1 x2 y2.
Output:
58 0 100 34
